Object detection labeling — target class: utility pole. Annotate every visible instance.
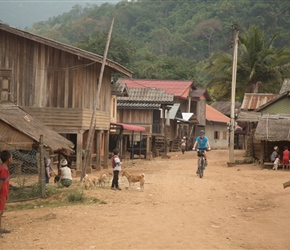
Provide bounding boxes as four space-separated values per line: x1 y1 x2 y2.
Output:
81 18 115 180
229 24 239 165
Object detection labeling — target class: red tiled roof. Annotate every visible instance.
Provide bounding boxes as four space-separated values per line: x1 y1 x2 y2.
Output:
118 79 193 98
206 104 230 123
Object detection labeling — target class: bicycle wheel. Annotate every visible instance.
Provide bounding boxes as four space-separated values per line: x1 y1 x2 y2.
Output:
199 159 204 178
196 158 201 176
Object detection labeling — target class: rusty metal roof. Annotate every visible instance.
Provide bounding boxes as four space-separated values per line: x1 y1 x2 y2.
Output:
241 93 279 111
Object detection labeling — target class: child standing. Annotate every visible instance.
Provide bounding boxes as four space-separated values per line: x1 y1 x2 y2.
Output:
44 157 52 184
180 137 186 154
282 146 290 170
273 155 280 171
111 149 122 190
0 150 12 237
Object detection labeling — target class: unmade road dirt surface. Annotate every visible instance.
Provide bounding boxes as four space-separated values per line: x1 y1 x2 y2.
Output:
1 149 290 249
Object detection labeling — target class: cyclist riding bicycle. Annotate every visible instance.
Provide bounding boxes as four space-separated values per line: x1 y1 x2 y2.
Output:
192 130 211 173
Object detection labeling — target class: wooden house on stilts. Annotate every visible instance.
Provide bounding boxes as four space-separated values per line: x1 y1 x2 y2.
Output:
0 23 132 173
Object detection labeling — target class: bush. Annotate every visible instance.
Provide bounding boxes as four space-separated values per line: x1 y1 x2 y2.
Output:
67 191 85 203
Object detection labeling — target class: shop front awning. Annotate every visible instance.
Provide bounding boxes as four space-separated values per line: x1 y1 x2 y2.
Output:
110 122 146 132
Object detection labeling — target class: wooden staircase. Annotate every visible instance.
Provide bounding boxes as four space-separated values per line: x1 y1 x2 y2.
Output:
155 137 165 152
171 138 180 152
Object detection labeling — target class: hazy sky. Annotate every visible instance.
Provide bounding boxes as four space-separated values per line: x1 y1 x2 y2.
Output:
0 0 120 29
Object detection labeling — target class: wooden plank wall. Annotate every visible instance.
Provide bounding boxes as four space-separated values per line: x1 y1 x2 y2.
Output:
0 31 112 114
118 109 152 124
22 107 110 133
0 122 34 150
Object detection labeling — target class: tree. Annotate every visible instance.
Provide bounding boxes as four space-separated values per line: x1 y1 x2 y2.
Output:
194 19 222 57
78 33 136 68
204 25 290 101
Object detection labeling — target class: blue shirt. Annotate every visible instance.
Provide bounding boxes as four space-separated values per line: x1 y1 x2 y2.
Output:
195 136 209 149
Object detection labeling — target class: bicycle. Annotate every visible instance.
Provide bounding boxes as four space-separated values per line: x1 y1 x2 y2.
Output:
194 149 210 178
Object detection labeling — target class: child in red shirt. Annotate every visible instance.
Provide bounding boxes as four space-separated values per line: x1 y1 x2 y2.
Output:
282 146 290 169
0 150 12 237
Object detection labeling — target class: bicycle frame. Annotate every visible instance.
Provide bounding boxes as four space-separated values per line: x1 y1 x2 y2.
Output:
196 149 205 178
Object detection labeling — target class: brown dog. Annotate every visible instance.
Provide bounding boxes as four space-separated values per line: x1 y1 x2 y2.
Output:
97 173 108 188
82 174 96 189
122 169 145 191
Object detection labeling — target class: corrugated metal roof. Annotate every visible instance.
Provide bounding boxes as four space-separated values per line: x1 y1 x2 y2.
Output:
118 78 194 98
206 104 230 123
117 87 174 109
255 92 289 112
117 102 161 109
241 93 278 110
279 78 290 95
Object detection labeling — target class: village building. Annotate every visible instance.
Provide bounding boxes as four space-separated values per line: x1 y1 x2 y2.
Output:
210 101 243 149
0 23 132 172
205 104 230 149
237 79 290 165
117 78 211 151
115 86 175 159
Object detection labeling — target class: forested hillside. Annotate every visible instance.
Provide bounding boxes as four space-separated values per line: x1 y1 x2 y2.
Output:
28 0 290 100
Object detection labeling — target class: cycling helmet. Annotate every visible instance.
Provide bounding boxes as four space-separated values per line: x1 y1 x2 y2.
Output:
199 130 205 135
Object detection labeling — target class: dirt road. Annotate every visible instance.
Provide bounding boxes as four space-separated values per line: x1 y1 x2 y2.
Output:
2 149 290 249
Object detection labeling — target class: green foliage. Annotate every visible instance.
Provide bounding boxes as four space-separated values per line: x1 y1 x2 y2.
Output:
132 55 197 80
8 182 42 202
78 33 136 67
6 186 107 212
68 190 85 203
204 25 290 101
28 0 290 89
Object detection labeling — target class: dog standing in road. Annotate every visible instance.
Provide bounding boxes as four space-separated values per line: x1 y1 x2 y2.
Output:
97 173 108 188
122 169 145 191
82 174 96 189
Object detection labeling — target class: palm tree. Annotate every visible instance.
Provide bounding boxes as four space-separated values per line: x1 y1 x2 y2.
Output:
204 25 290 101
